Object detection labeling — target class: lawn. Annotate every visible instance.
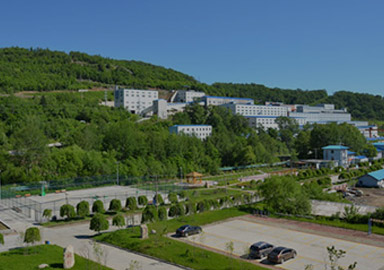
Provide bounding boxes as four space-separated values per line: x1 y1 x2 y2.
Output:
182 188 245 203
0 244 111 270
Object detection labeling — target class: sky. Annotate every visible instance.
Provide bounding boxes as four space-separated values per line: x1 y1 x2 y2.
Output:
1 0 383 96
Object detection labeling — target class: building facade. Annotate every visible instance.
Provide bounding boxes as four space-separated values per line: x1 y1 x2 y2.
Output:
201 96 254 106
357 169 384 188
169 125 212 140
114 88 158 115
322 145 349 168
290 104 351 124
174 90 206 103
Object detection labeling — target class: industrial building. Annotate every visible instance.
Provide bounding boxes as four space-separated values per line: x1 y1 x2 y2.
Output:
172 90 206 103
169 125 212 140
357 169 384 188
322 145 349 168
114 88 158 115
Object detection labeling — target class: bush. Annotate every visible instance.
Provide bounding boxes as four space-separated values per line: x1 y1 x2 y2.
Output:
42 209 52 220
92 200 105 214
168 192 178 204
24 227 41 244
60 204 76 220
168 205 178 217
76 201 90 217
153 194 164 205
112 214 126 228
141 205 158 223
158 206 167 221
90 214 109 233
178 190 187 199
219 196 230 207
185 202 196 215
125 197 137 211
197 201 206 213
138 195 148 206
109 199 122 212
0 233 4 245
176 203 185 216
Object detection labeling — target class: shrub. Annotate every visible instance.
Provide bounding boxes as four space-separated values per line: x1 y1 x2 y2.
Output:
176 203 185 216
0 233 4 245
185 202 196 215
168 205 178 217
197 201 206 213
141 205 158 223
138 195 148 206
24 227 41 244
90 214 109 233
219 196 229 207
92 200 105 214
243 194 252 204
109 199 122 212
125 197 137 211
158 206 167 221
178 190 187 199
60 204 76 220
76 201 90 217
168 192 178 204
153 194 164 205
42 209 52 220
112 214 126 228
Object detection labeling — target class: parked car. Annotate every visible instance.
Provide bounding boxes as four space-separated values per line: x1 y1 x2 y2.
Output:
176 225 202 237
249 241 274 259
267 246 297 264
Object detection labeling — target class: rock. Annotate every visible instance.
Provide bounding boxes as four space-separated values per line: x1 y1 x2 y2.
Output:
63 245 75 269
38 264 49 269
151 229 156 234
140 224 148 239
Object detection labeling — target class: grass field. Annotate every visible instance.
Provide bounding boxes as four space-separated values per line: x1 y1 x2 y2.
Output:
0 244 111 270
95 208 267 270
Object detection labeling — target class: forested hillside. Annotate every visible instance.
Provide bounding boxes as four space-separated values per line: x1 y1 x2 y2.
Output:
1 47 383 121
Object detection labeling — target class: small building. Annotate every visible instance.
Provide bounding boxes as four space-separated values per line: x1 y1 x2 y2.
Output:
322 145 349 168
173 90 206 103
357 169 384 188
169 125 212 140
114 88 158 115
201 96 254 106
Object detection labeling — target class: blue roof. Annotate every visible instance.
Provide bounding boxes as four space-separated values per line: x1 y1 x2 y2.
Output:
348 151 356 155
367 169 384 181
204 96 253 101
355 155 367 159
366 137 384 141
322 145 349 150
171 125 211 127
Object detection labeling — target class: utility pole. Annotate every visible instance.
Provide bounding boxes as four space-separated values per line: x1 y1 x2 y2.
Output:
116 161 120 186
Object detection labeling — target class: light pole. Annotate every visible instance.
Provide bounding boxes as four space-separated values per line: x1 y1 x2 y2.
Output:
116 161 120 186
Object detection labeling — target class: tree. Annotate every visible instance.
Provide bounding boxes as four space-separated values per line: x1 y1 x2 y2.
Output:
259 176 311 215
138 196 148 206
76 201 90 217
109 199 122 212
90 214 109 234
60 204 76 220
112 214 126 228
42 209 52 220
125 197 137 211
24 227 41 245
153 194 164 206
168 192 178 204
92 200 105 214
141 205 158 223
158 206 167 221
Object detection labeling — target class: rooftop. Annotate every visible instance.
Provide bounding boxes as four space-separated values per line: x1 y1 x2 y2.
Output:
322 145 349 150
204 95 253 101
367 169 384 181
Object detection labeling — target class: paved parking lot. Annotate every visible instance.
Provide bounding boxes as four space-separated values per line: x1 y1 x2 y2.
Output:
184 218 384 270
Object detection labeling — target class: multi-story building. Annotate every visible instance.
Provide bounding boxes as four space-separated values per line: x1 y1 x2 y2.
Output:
221 103 289 117
290 104 351 123
322 145 349 167
114 88 158 115
173 90 206 103
169 125 212 140
201 96 254 106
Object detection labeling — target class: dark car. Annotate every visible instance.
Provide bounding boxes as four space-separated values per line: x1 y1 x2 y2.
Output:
176 225 202 237
267 246 297 264
249 241 274 259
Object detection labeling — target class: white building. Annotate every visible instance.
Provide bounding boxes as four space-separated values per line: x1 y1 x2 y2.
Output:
173 90 205 103
169 125 212 140
201 96 254 106
221 103 289 117
114 88 158 115
322 145 349 168
290 104 351 124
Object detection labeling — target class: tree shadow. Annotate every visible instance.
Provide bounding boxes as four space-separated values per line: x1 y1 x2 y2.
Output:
74 235 92 239
49 263 63 268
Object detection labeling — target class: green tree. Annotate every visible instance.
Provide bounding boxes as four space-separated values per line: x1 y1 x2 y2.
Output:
168 192 178 204
138 196 148 206
60 204 76 220
92 200 105 214
90 214 109 234
153 194 164 206
76 201 90 217
125 197 138 211
24 227 41 245
112 214 126 228
158 206 167 221
109 199 122 212
141 205 158 223
42 209 52 220
259 176 311 215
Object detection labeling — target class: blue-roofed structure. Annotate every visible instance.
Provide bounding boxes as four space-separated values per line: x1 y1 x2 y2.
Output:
322 145 349 167
357 169 384 188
